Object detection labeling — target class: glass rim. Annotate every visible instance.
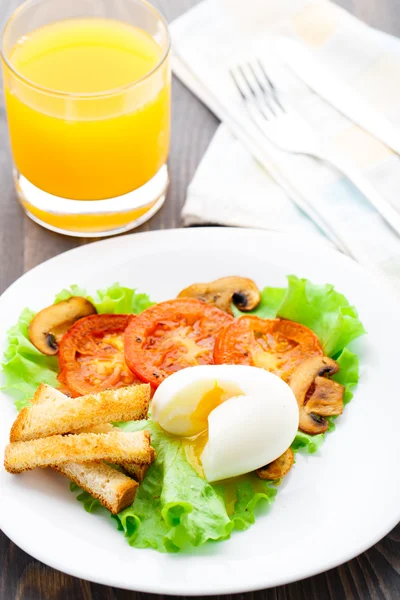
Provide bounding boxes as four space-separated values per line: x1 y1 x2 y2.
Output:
0 0 171 99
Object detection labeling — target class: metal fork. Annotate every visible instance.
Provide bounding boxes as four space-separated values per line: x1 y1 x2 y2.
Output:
231 60 400 238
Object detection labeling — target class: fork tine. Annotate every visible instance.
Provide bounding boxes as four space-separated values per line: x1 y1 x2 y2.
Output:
231 62 276 121
238 64 275 120
257 60 285 112
231 65 269 119
229 68 247 101
257 60 275 91
237 65 258 98
247 62 266 95
247 62 278 117
237 65 258 100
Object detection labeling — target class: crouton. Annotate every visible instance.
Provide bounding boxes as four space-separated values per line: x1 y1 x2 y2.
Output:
119 447 156 482
74 425 156 482
10 383 150 442
54 461 138 514
4 430 153 474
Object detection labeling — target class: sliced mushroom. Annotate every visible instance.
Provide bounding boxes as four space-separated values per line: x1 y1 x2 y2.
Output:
289 356 343 435
28 297 96 355
177 276 260 315
257 448 294 480
305 376 344 417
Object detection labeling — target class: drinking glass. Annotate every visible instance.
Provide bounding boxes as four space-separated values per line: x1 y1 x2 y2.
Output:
1 0 171 237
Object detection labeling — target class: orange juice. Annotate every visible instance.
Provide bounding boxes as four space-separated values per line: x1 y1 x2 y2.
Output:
4 18 170 200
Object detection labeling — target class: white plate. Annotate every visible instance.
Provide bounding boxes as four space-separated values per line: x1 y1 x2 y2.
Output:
1 228 399 595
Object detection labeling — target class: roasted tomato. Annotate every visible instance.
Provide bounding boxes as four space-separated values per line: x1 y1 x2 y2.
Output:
58 314 140 397
124 298 234 388
214 316 323 382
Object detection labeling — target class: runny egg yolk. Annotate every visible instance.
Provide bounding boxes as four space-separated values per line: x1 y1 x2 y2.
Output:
189 384 226 433
183 430 208 477
155 380 243 438
184 384 238 476
154 381 243 477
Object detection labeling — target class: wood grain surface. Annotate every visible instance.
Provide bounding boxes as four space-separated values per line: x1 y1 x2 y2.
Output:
0 1 399 598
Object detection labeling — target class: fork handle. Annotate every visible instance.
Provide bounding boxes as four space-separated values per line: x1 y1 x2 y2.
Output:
325 154 400 237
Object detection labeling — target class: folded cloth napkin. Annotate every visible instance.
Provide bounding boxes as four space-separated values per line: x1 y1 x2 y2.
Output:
185 124 331 244
171 0 400 282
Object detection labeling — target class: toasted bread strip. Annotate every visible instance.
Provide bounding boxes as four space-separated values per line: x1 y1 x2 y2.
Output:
10 384 151 442
119 447 156 482
28 389 116 435
79 427 156 482
4 430 153 474
74 425 156 482
120 462 150 483
53 461 138 514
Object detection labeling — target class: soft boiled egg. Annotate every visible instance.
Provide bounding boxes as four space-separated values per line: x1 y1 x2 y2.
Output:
152 364 299 482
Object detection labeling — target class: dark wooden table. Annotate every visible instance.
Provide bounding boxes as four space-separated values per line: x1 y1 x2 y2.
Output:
1 0 399 598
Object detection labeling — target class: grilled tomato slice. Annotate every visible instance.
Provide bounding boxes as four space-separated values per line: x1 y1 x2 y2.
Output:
214 316 323 382
124 298 234 387
58 314 139 397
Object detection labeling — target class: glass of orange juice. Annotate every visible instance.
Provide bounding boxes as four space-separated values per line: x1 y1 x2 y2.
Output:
1 0 170 237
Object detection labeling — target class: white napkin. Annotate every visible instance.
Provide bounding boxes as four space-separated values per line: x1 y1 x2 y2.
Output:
185 125 330 243
171 0 400 281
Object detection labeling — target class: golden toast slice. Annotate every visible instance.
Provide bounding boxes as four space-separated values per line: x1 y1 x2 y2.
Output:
4 430 152 474
10 383 150 442
119 462 150 483
74 426 156 482
54 461 138 514
119 447 156 482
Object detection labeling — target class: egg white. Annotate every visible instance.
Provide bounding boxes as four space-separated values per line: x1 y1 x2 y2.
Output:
152 364 299 482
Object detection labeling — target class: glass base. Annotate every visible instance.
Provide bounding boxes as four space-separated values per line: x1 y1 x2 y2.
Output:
14 165 169 237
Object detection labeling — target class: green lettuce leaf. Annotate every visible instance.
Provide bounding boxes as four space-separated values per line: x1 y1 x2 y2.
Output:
72 419 277 552
119 420 233 551
276 275 365 356
236 276 365 357
54 284 88 303
232 286 285 319
291 430 325 454
333 347 359 405
55 282 154 314
1 308 59 409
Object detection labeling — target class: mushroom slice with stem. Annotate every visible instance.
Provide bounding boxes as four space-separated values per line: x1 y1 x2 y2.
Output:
28 297 97 356
257 448 294 480
177 276 260 315
289 356 344 435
